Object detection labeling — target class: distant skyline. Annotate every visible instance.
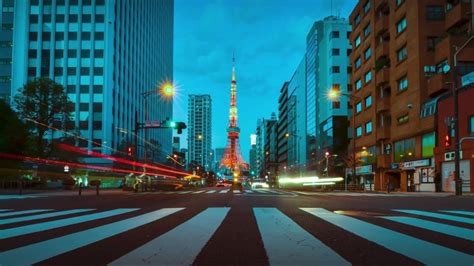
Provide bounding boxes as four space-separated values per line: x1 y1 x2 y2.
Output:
173 0 357 161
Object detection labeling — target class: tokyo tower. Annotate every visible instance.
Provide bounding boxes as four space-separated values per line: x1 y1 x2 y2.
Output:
220 57 247 174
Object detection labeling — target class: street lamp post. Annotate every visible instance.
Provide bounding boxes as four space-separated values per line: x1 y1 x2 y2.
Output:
328 89 361 192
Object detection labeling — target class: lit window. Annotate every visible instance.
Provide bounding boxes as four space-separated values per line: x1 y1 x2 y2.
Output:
365 121 372 134
355 57 361 69
363 24 371 37
365 71 372 83
355 35 361 47
354 13 361 26
397 17 407 33
396 0 404 6
356 126 362 137
365 95 372 108
397 114 409 124
397 46 407 62
364 47 371 60
356 102 362 113
422 132 435 158
363 1 371 13
398 76 408 91
356 79 362 90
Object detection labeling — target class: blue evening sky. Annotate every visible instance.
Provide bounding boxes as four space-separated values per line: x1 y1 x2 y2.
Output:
173 0 357 161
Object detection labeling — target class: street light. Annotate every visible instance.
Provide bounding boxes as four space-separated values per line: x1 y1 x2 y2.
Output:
327 87 361 191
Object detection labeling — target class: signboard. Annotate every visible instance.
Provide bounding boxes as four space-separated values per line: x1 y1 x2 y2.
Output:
346 165 373 175
461 71 474 87
145 121 162 128
400 159 430 170
390 163 400 169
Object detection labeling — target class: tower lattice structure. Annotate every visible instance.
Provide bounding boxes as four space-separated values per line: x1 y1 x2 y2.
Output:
220 58 247 173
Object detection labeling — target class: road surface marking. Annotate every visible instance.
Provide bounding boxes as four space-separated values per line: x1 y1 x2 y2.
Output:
255 190 268 194
394 210 474 224
440 210 474 217
383 216 474 241
269 190 284 194
0 195 41 200
192 190 205 194
110 207 229 265
206 190 216 194
0 208 139 239
219 189 229 194
233 190 241 194
164 191 176 194
245 190 254 193
0 209 95 225
0 209 12 212
253 208 350 266
0 208 183 265
301 208 474 265
178 191 191 194
0 209 52 218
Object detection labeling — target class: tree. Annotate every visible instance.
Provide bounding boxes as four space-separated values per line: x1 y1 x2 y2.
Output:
14 78 74 158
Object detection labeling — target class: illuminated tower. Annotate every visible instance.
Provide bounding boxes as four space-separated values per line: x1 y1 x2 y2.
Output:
220 57 247 173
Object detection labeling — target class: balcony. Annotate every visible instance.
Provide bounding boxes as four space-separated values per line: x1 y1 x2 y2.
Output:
377 154 391 168
445 1 471 31
375 15 389 35
376 125 390 141
375 41 389 58
427 73 450 97
376 67 390 86
376 97 390 113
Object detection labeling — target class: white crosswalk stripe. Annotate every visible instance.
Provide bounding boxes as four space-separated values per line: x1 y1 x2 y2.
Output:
206 190 216 194
111 207 229 265
0 209 94 225
0 208 183 265
254 208 350 265
1 207 472 265
0 209 52 218
233 190 241 194
301 208 474 265
244 189 254 193
0 209 12 212
440 210 474 217
0 195 42 200
219 189 229 194
192 190 206 194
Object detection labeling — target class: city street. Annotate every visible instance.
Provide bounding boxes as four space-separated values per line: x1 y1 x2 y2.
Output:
0 188 473 265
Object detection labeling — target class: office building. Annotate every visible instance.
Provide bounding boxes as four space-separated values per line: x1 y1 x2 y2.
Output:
255 118 266 177
214 147 225 172
188 94 212 170
0 0 14 102
277 82 289 173
11 0 174 163
264 112 278 179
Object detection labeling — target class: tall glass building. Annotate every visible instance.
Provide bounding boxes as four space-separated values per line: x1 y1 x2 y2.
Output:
188 94 212 171
0 0 15 102
11 0 174 163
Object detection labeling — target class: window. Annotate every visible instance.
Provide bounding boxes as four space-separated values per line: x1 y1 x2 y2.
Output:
83 0 92 5
2 6 14 13
42 32 51 40
355 35 361 47
81 50 90 57
422 132 435 158
68 49 77 57
365 71 372 83
364 47 371 60
331 48 340 56
80 67 89 75
94 67 103 75
95 32 104 40
55 32 64 40
331 31 340 38
67 67 76 75
426 5 444 20
69 32 78 40
365 121 373 134
363 24 371 37
29 32 38 41
82 14 92 23
332 66 340 73
332 101 341 109
82 32 91 40
54 49 63 58
470 116 474 134
94 50 104 58
394 138 415 162
396 0 404 6
356 102 362 113
420 97 438 118
28 49 37 58
427 36 441 51
355 57 361 69
56 14 65 23
397 114 409 124
69 15 78 23
96 14 105 23
365 95 372 108
397 17 407 33
397 46 407 62
356 126 362 137
347 49 352 56
30 15 39 23
54 67 63 75
398 76 408 91
363 1 371 13
354 13 361 26
347 66 352 74
356 79 362 90
43 15 52 23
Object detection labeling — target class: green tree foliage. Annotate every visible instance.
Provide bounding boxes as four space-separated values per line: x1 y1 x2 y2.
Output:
14 78 74 158
0 101 29 155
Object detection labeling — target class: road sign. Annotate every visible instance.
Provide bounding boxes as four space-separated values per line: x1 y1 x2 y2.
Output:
145 121 162 128
461 71 474 87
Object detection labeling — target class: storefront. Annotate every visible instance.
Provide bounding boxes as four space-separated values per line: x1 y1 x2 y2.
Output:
346 164 375 190
387 159 435 192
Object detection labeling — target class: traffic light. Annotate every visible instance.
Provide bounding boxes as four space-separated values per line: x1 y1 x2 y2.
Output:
176 122 187 134
127 147 133 156
444 134 451 147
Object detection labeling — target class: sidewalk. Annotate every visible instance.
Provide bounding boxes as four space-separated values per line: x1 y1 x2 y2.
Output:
0 188 127 197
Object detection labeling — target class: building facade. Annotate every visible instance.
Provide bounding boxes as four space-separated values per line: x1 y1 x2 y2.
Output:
214 147 225 172
11 0 174 163
277 82 289 174
188 94 212 170
349 0 473 191
305 16 352 176
264 112 278 179
0 0 14 102
255 118 266 177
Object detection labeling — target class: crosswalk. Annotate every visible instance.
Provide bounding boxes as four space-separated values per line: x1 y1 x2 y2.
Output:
0 208 472 265
131 189 297 196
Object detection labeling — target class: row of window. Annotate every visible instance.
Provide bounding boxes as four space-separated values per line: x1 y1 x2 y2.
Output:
28 49 104 58
31 0 105 5
355 94 372 113
29 67 103 76
30 31 104 41
30 14 105 23
356 120 372 137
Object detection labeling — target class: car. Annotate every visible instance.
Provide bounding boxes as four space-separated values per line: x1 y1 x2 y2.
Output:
251 179 269 189
216 181 225 187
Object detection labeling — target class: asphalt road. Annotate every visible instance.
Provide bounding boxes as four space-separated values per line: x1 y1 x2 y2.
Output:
0 187 473 265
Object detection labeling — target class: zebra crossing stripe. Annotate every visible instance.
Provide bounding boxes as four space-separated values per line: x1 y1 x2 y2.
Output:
206 190 216 194
192 190 205 194
255 190 268 194
0 209 52 218
219 189 229 194
270 190 284 194
0 195 40 200
110 207 229 265
440 210 474 217
178 191 191 194
0 208 139 239
394 210 474 225
301 208 474 265
0 209 95 225
0 208 183 265
233 190 241 194
0 209 12 212
245 190 254 193
384 216 474 241
254 208 350 265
